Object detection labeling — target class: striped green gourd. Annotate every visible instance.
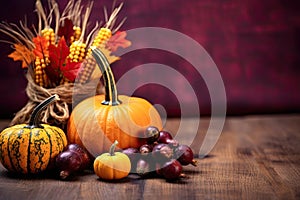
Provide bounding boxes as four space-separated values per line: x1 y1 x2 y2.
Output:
0 95 67 174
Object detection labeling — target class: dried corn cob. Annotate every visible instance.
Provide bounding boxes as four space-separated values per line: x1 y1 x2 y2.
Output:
66 1 94 84
41 28 55 45
37 27 53 87
76 56 97 84
69 41 86 62
78 3 124 84
91 28 112 48
78 27 112 83
36 0 56 45
70 0 92 59
70 26 82 43
34 57 49 87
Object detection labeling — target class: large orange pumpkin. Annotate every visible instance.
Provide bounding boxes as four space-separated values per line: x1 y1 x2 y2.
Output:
67 47 162 156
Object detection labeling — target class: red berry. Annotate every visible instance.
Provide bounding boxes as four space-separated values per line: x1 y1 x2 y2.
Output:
161 159 183 180
145 126 160 143
174 145 197 166
157 131 179 148
122 148 140 173
122 147 139 163
139 144 153 155
65 144 91 170
136 158 155 176
152 143 173 163
55 151 82 180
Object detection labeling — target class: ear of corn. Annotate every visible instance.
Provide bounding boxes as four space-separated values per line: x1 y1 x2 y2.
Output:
76 56 96 84
77 28 112 84
92 27 112 48
70 26 82 43
34 57 49 87
41 28 55 46
69 41 86 63
35 27 54 87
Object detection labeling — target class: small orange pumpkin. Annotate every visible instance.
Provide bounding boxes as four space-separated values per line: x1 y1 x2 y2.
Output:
94 140 131 180
67 47 162 156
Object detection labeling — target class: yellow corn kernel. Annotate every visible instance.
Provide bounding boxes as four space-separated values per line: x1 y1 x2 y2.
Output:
69 41 86 62
92 28 112 48
34 57 49 87
41 28 55 45
77 28 112 84
76 56 97 84
70 26 82 43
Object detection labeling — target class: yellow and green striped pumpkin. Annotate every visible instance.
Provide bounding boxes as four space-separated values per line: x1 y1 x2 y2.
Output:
0 95 67 174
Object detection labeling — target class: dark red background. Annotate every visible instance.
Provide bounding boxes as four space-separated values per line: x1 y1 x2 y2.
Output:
0 0 300 118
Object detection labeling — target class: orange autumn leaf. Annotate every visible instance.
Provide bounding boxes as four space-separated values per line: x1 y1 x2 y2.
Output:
33 36 49 58
106 31 131 52
8 44 35 68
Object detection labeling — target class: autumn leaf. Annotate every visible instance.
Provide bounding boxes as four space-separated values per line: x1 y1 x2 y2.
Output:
48 37 69 69
106 31 131 52
44 64 60 85
8 44 35 68
33 36 49 58
58 19 74 46
46 37 70 84
61 59 82 82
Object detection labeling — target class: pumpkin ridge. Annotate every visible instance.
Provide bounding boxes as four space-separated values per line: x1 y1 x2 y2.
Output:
0 130 11 171
115 104 132 148
13 129 27 172
80 110 93 147
15 128 30 173
43 127 52 169
105 106 114 148
73 102 95 145
48 125 66 153
31 129 48 173
130 100 151 126
8 129 20 173
27 128 32 173
96 100 110 151
0 130 12 172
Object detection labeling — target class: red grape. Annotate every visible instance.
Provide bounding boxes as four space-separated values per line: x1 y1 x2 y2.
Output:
174 145 197 166
145 126 160 143
160 159 183 180
139 144 153 155
122 147 139 162
122 147 140 173
136 159 149 176
152 143 173 163
55 151 82 180
136 157 155 176
157 131 179 147
65 144 91 170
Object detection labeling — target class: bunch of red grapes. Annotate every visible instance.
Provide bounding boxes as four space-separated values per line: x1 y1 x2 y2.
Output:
122 126 198 181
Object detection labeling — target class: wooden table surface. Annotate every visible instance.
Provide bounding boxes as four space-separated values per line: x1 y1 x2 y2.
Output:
0 115 299 200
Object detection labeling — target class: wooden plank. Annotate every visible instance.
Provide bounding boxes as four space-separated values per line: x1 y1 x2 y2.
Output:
237 115 300 198
0 115 299 199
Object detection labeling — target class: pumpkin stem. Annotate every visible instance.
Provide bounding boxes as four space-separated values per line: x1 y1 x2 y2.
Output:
91 47 121 106
109 140 119 156
27 94 60 128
